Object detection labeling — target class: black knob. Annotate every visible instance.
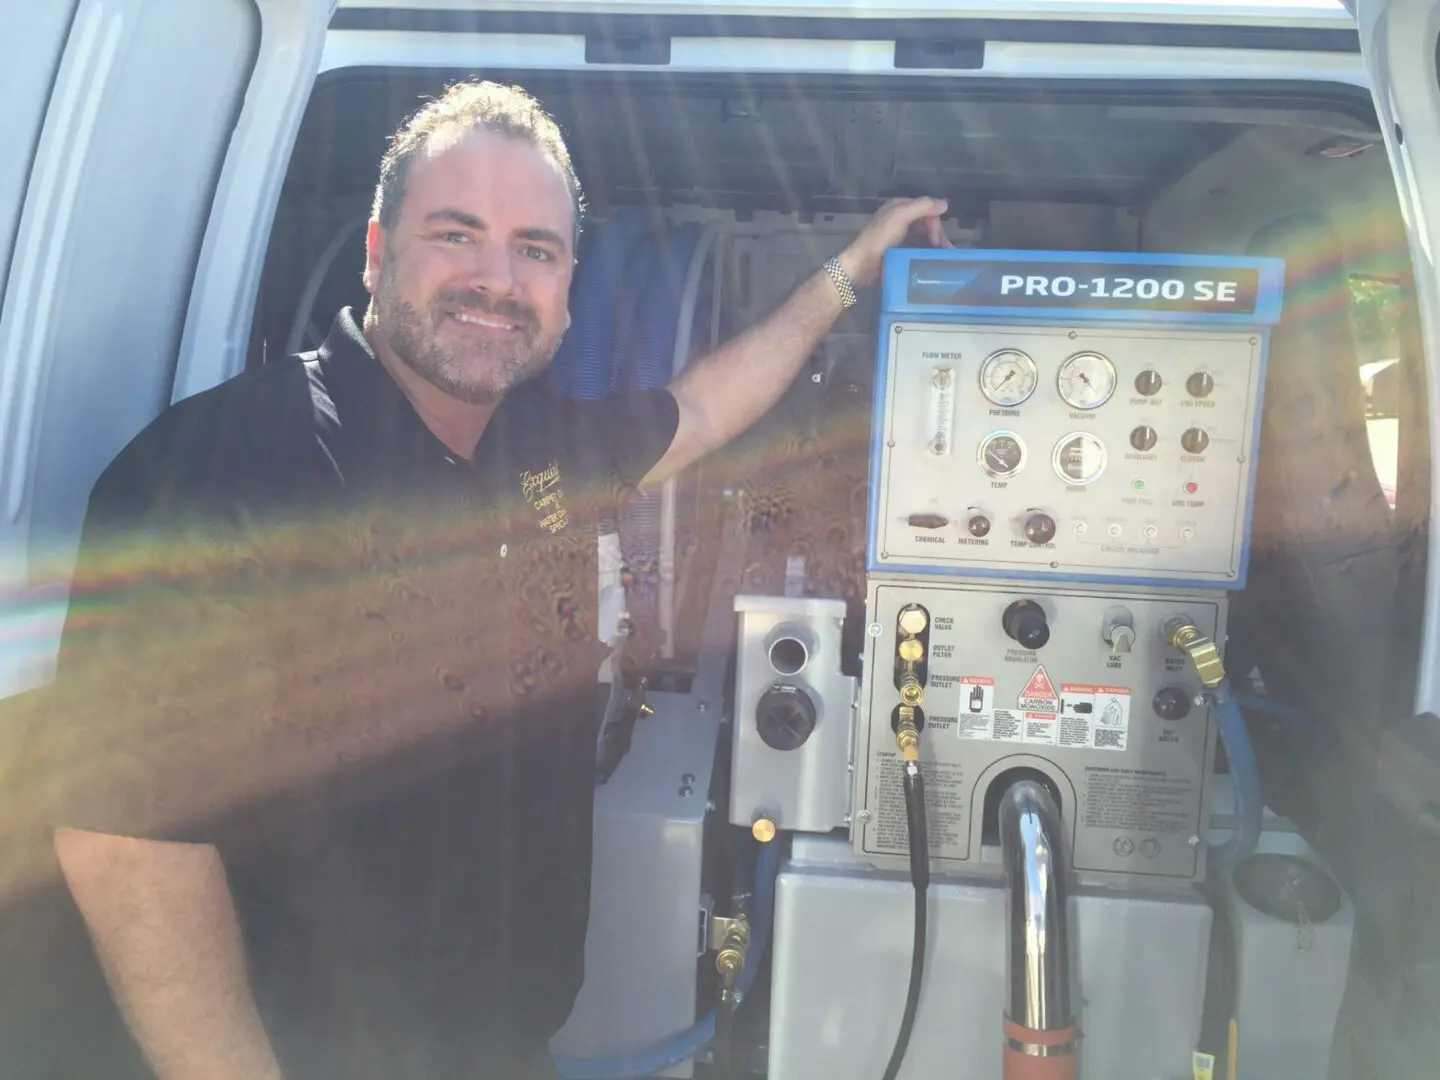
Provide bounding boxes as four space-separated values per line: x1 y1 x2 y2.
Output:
1130 425 1158 452
968 514 991 538
1153 686 1193 722
1186 372 1215 398
1024 512 1057 545
756 685 817 751
1002 600 1050 650
1181 428 1210 454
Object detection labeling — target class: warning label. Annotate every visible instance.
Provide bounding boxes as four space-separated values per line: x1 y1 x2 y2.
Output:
1018 665 1059 711
1019 664 1059 745
956 676 995 740
1059 684 1131 751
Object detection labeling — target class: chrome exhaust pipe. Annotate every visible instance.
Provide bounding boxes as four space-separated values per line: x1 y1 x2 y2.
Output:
999 780 1078 1079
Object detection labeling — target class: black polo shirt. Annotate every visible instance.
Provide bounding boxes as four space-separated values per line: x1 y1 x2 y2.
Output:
35 308 679 1079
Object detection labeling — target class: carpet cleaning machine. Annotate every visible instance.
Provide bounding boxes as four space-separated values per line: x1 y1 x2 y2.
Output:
724 248 1353 1080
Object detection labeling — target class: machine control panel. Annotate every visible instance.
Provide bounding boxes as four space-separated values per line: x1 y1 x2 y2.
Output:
853 579 1224 883
870 250 1285 588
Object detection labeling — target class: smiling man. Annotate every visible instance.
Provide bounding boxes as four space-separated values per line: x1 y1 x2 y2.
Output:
36 81 948 1080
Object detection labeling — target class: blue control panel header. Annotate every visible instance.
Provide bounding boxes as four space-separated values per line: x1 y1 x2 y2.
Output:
882 248 1286 326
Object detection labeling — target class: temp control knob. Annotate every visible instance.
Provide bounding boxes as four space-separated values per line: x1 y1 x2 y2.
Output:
756 685 817 751
1002 600 1051 650
1153 686 1193 722
1024 512 1057 545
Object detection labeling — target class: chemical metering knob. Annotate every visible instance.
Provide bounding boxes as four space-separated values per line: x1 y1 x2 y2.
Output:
1002 600 1050 650
1024 512 1057 545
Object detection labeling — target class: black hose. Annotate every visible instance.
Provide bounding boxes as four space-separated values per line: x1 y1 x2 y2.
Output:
881 760 929 1080
713 987 737 1078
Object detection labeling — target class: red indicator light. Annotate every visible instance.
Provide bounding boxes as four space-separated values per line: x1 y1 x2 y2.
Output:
1184 481 1199 495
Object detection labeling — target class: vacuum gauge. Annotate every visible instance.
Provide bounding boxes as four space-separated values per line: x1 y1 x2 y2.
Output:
1057 351 1118 411
979 349 1039 407
978 431 1027 478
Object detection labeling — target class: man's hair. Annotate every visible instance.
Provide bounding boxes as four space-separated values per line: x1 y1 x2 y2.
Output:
371 80 586 242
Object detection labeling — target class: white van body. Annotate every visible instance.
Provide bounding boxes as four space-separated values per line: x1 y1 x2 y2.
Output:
4 2 1440 1078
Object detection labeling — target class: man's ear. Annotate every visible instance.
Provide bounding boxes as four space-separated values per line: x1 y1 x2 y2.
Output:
362 219 384 294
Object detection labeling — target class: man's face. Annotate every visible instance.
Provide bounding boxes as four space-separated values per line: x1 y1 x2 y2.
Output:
364 129 575 405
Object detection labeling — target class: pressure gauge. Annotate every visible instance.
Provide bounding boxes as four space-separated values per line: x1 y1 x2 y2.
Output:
979 349 1039 407
1057 351 1118 411
1053 432 1107 485
978 431 1027 478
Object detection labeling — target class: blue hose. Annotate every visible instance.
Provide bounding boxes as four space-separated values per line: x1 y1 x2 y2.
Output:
1234 691 1310 728
553 839 782 1080
1210 684 1263 872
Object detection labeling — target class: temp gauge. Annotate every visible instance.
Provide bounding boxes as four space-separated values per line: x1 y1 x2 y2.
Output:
978 431 1027 479
978 349 1039 407
1057 351 1118 411
1053 432 1107 485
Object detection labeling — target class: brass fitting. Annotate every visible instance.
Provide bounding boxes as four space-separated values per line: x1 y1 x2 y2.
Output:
1163 616 1226 688
898 607 929 637
896 704 920 762
712 916 751 986
898 673 924 707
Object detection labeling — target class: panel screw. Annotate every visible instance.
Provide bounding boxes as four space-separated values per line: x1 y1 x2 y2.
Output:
868 623 883 637
680 785 694 797
857 809 873 824
1188 835 1202 849
683 773 696 784
698 701 708 713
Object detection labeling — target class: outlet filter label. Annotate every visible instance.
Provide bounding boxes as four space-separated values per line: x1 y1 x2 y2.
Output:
1060 683 1131 750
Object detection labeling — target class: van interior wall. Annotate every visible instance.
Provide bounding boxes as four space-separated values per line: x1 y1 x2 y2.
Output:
1144 121 1420 857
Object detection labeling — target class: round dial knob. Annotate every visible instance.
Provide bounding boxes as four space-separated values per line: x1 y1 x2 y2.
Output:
1186 371 1215 398
1181 428 1210 454
1024 512 1057 545
755 685 817 751
1130 425 1159 452
968 514 991 538
1135 370 1163 396
1153 686 1193 722
1002 600 1050 650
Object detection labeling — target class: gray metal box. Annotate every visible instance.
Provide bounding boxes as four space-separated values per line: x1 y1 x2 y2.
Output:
730 595 857 833
870 321 1265 586
855 577 1223 883
769 836 1212 1080
550 690 720 1076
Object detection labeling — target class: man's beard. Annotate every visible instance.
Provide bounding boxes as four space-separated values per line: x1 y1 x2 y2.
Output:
371 270 563 405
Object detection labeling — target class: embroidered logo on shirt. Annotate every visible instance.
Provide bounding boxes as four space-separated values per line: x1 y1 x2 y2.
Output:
520 461 569 533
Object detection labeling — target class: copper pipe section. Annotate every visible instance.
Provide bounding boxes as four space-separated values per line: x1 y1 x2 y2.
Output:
999 780 1077 1080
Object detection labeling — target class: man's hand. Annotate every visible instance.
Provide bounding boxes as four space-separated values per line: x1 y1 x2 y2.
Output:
836 196 953 289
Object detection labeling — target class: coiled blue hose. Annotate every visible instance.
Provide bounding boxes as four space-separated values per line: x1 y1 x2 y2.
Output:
1210 683 1263 872
553 839 782 1080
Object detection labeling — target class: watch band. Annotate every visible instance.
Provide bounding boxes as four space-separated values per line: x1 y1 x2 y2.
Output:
823 257 858 310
